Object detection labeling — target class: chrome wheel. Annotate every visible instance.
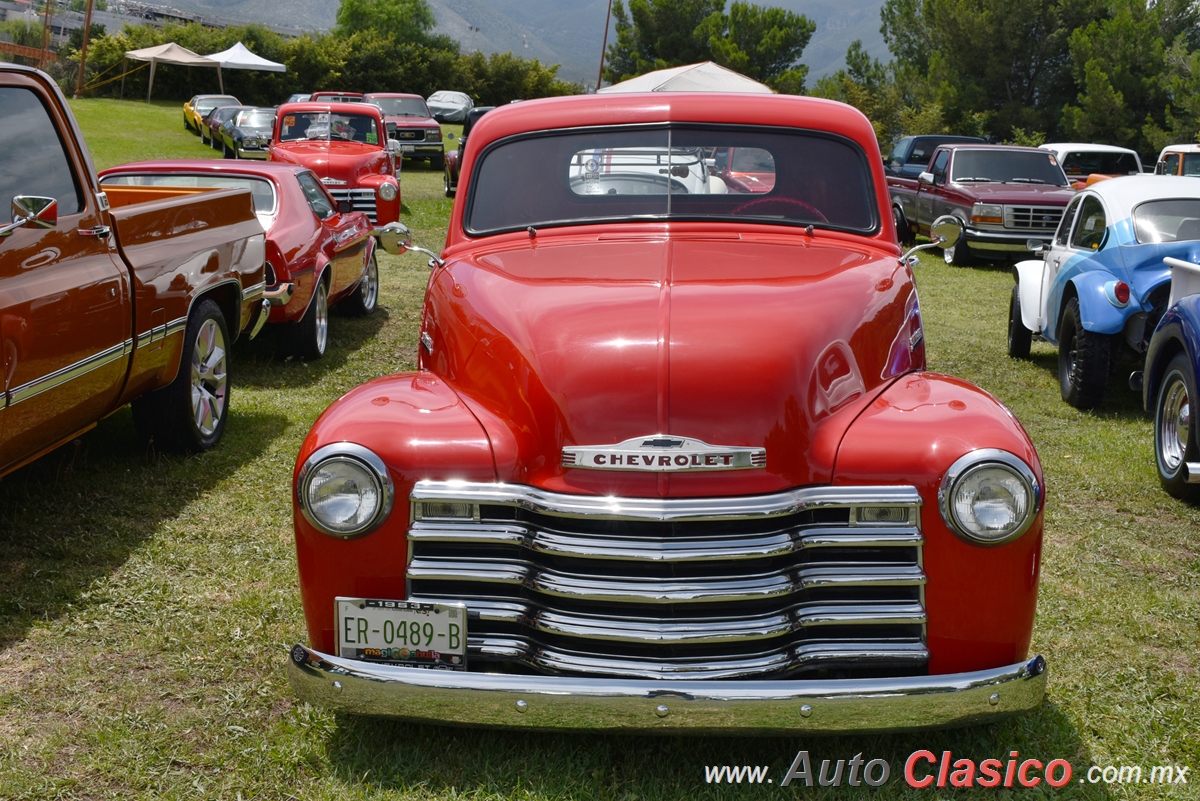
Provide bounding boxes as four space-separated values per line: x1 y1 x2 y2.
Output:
190 316 228 439
313 282 329 355
1158 372 1190 475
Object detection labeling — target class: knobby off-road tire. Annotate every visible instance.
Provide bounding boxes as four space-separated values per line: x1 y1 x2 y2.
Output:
340 249 379 317
1008 284 1033 359
132 299 230 452
1155 353 1200 501
282 278 329 360
1057 296 1113 409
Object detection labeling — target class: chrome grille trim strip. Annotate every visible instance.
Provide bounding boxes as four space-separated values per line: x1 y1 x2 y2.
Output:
409 596 927 643
8 340 132 406
411 480 921 522
467 636 928 679
409 558 926 604
408 522 923 562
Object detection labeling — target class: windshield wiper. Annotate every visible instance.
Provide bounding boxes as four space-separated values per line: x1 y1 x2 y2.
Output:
955 177 992 182
1010 178 1046 184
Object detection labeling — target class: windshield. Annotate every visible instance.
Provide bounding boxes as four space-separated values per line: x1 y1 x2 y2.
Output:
277 111 380 145
237 109 275 129
370 97 431 117
197 96 238 113
951 150 1069 185
1061 151 1140 177
1132 199 1200 243
465 126 876 235
100 173 278 229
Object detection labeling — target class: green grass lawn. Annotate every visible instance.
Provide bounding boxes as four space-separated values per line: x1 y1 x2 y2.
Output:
0 98 1196 800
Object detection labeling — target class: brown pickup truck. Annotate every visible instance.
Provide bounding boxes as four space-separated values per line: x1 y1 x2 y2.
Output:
0 64 270 477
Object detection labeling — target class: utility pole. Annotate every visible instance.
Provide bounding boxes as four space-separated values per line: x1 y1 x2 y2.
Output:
596 0 613 92
74 0 95 98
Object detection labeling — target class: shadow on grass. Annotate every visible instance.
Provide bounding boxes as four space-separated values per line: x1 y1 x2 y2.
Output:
232 304 391 390
1022 350 1152 424
321 699 1113 798
0 407 286 650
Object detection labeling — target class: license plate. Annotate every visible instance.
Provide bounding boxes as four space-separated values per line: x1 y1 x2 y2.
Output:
336 597 467 669
400 144 415 152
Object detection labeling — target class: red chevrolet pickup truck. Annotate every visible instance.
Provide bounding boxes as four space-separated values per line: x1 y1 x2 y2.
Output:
287 92 1049 735
1 64 270 476
889 143 1075 265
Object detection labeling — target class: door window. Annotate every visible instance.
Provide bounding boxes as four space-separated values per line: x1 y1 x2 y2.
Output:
0 87 83 222
1055 195 1082 247
1070 196 1107 250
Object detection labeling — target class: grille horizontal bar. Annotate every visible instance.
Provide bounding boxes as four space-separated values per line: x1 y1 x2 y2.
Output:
472 635 929 679
1005 205 1064 231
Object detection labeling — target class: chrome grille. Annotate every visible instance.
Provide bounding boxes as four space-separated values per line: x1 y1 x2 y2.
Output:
1005 205 1064 231
407 481 927 679
326 188 378 222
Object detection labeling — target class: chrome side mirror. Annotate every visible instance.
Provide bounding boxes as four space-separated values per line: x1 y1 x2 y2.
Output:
918 171 934 186
372 222 444 267
1026 239 1046 255
898 214 964 265
0 196 58 238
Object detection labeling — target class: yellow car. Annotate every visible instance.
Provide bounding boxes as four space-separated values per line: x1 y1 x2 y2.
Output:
183 94 241 134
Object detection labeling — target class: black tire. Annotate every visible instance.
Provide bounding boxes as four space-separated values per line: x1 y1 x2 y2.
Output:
184 115 191 131
1008 284 1032 358
892 205 913 246
1155 353 1200 501
1057 296 1113 409
943 239 974 267
131 299 230 452
340 249 379 317
224 141 235 160
444 169 455 198
429 153 445 171
201 128 209 146
282 278 329 360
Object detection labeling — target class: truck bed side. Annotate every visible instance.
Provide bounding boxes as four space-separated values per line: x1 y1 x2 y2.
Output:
105 186 265 403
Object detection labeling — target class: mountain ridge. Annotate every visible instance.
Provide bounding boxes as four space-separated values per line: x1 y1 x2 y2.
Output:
138 0 890 88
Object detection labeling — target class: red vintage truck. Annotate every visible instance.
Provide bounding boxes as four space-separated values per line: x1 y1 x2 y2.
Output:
889 143 1075 264
0 64 271 475
287 92 1049 734
268 100 402 226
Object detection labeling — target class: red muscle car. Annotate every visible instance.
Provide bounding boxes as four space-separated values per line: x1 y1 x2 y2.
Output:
268 101 401 226
99 160 379 360
287 93 1048 734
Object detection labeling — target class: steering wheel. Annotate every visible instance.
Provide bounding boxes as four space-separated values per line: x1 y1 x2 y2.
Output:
731 196 828 222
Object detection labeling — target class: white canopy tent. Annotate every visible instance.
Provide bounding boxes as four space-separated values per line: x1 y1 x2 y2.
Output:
124 42 219 101
204 42 287 75
598 62 773 94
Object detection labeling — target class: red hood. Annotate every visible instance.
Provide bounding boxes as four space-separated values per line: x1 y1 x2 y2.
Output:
953 182 1076 205
269 141 390 183
422 231 919 497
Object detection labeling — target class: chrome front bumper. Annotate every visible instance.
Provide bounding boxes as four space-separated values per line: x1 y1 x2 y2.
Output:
287 645 1047 734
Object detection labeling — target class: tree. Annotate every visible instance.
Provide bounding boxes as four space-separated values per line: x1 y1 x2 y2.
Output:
603 0 814 90
700 2 814 90
604 0 724 82
334 0 436 44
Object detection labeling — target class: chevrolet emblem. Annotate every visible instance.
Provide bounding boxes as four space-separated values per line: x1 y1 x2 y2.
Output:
562 435 766 472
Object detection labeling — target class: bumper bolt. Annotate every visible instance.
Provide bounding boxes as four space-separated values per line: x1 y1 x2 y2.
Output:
655 705 669 718
332 681 342 693
800 704 813 718
989 693 1000 706
515 699 529 713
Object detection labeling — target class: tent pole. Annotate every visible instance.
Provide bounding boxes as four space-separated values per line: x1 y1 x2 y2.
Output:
147 60 155 102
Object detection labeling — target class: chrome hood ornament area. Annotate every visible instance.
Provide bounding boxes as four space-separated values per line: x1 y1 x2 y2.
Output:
562 435 766 472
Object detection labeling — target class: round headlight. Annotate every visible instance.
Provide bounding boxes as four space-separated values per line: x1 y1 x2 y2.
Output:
378 181 398 202
938 449 1040 545
298 444 394 538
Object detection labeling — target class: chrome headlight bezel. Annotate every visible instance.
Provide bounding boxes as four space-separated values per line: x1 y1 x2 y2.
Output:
938 449 1040 546
378 181 398 202
297 443 395 539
